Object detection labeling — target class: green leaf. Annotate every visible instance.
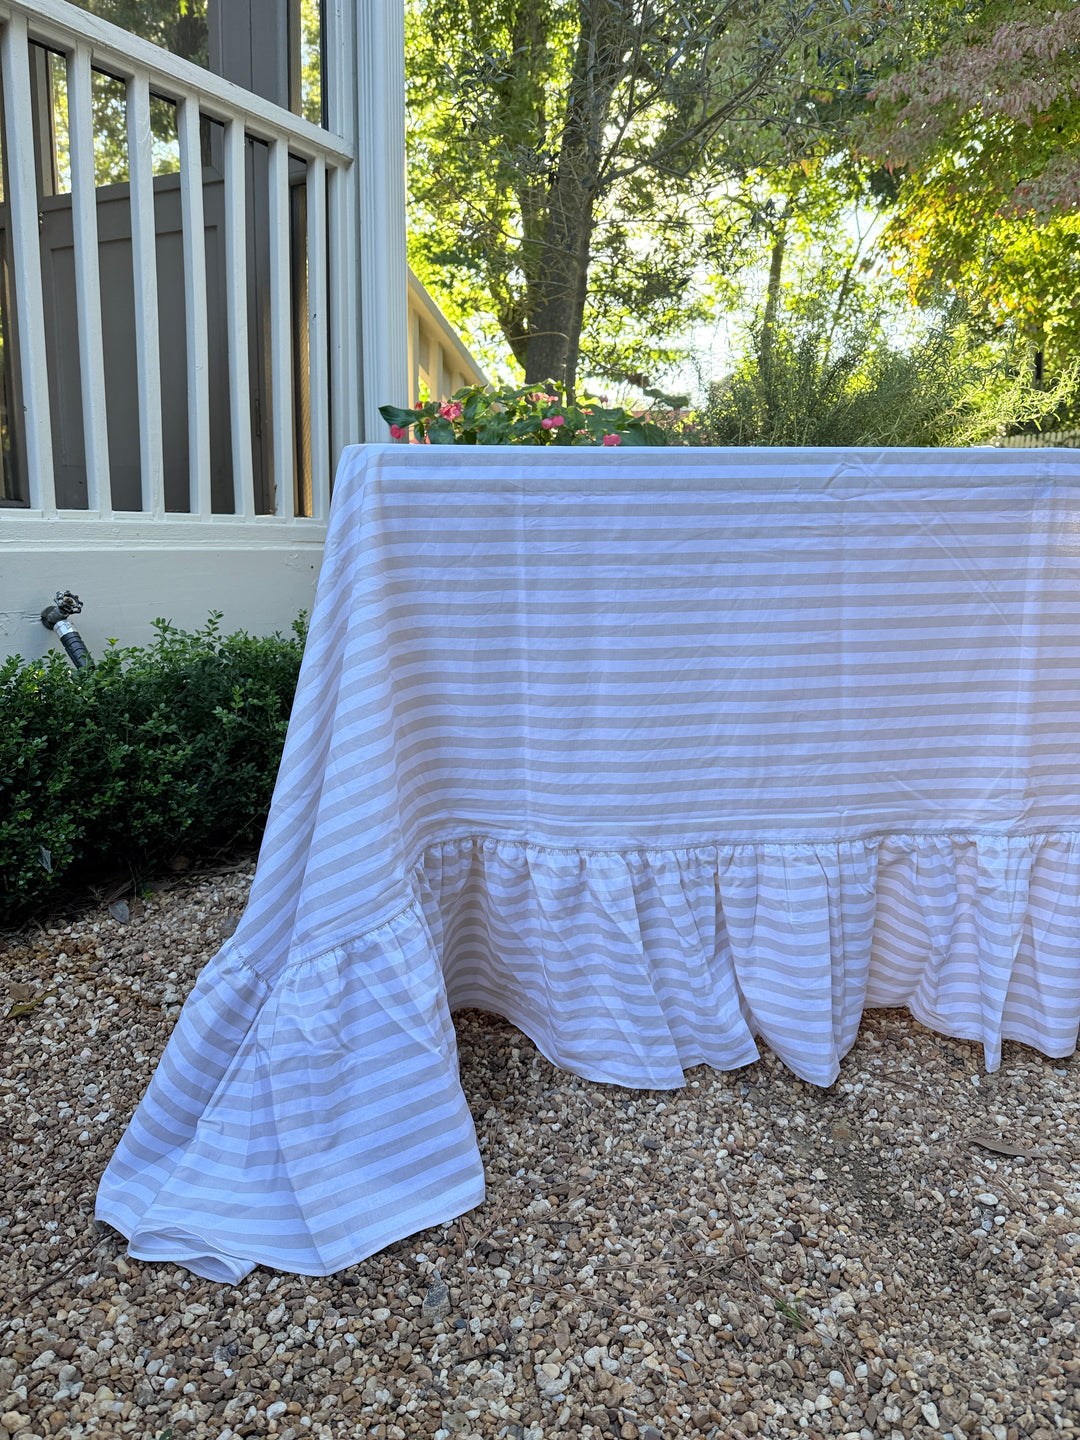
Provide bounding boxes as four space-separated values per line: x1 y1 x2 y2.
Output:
427 417 458 444
379 404 417 428
635 421 670 447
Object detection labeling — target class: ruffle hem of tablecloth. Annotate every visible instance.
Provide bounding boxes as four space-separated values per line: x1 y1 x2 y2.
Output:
96 831 1080 1280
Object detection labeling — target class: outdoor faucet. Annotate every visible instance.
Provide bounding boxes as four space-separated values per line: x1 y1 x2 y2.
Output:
41 590 93 669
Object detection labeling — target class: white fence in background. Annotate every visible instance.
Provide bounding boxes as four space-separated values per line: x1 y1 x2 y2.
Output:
995 429 1080 449
0 0 361 524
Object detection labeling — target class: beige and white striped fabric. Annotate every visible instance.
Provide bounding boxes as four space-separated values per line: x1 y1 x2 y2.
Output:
97 444 1080 1280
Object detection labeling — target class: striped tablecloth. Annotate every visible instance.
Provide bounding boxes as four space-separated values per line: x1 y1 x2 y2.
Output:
98 444 1080 1280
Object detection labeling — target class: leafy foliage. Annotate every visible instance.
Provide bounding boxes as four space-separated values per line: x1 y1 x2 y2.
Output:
380 382 669 446
858 2 1080 373
67 0 209 66
0 615 306 924
700 302 1079 448
406 0 905 393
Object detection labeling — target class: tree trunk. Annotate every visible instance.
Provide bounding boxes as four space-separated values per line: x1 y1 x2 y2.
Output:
523 0 621 390
759 218 787 384
562 230 592 402
524 189 594 389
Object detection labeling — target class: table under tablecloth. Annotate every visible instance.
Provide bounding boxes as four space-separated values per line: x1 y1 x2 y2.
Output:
97 444 1080 1280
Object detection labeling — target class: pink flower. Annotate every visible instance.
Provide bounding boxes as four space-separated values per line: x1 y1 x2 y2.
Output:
602 432 622 446
541 415 565 430
389 423 406 439
439 401 463 420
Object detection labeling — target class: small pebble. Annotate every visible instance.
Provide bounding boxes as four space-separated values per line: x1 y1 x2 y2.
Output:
421 1275 451 1320
1 862 1077 1440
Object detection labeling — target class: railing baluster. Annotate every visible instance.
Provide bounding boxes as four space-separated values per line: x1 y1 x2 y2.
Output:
2 0 368 532
267 137 292 518
126 71 164 516
67 43 111 514
177 94 212 516
224 117 254 518
306 155 328 522
327 162 358 466
1 12 54 514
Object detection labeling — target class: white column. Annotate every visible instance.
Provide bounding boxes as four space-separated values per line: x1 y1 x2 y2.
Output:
353 0 408 441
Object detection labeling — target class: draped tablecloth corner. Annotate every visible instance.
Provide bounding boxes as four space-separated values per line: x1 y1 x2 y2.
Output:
97 443 1080 1279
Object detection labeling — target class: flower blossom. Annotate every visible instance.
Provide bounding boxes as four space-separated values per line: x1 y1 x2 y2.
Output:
440 401 463 420
602 432 622 446
389 423 406 439
541 414 565 429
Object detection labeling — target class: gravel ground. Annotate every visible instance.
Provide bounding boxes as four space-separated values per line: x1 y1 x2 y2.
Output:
2 864 1079 1440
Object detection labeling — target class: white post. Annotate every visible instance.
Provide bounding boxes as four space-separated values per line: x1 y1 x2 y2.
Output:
1 13 54 513
408 304 420 408
353 0 408 440
67 43 112 514
223 117 255 518
323 0 361 463
127 71 165 516
267 136 293 517
306 154 329 521
177 94 212 516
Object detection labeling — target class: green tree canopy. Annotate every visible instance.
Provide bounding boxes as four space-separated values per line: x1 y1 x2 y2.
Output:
406 0 905 395
858 2 1080 372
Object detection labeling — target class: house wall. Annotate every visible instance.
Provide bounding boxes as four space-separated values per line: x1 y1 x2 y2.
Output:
3 521 323 663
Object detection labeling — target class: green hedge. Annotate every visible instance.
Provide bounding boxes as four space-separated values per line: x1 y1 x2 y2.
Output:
0 613 306 925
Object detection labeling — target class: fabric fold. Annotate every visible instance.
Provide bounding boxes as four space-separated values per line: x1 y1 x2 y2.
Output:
869 832 1080 1067
98 828 1080 1279
96 910 485 1281
418 830 1079 1090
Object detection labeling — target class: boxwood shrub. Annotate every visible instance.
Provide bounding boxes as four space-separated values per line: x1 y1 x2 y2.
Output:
1 613 306 925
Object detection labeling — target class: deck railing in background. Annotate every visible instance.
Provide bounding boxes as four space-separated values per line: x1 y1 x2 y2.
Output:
0 0 358 524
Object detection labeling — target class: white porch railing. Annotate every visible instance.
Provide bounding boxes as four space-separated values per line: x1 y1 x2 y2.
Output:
0 0 369 526
407 267 489 408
